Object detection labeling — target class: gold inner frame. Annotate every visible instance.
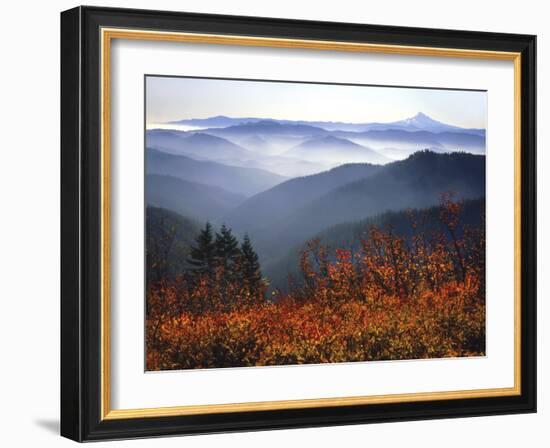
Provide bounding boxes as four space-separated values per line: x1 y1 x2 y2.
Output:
100 27 522 420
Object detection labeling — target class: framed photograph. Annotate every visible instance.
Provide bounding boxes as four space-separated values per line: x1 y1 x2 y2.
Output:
60 6 536 441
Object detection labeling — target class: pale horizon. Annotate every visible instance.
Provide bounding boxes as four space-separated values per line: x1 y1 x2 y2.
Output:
149 111 476 127
146 76 487 130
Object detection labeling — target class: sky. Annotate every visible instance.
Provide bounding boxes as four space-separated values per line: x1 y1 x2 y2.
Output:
146 76 487 129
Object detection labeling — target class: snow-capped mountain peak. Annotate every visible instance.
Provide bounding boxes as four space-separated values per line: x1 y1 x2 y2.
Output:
398 112 442 128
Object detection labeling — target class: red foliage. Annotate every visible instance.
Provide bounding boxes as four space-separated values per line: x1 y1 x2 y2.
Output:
146 196 485 370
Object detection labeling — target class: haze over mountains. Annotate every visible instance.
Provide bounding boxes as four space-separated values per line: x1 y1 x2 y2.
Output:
223 162 382 233
147 128 327 178
285 135 391 165
228 151 485 264
147 148 286 196
146 112 486 291
146 174 246 221
148 112 486 178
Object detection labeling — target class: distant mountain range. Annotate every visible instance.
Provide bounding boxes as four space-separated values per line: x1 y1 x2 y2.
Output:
360 112 485 136
146 129 329 178
285 135 391 165
147 130 255 161
335 128 485 157
205 120 328 137
169 112 485 136
148 112 485 178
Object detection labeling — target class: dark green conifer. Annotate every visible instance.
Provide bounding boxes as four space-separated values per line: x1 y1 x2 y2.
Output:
188 222 216 276
214 224 242 280
240 233 262 293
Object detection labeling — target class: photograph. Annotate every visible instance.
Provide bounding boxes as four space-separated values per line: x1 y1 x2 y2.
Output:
57 5 538 442
144 76 487 371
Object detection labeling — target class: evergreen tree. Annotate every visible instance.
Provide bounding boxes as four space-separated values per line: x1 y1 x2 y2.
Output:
188 222 216 276
240 234 262 294
214 224 242 280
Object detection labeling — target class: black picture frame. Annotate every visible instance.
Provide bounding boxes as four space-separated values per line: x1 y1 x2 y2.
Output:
61 5 536 442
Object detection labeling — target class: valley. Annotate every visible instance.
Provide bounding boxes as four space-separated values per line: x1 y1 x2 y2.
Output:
145 112 486 292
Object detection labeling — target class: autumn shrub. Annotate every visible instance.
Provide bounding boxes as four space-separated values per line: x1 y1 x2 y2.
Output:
146 194 486 371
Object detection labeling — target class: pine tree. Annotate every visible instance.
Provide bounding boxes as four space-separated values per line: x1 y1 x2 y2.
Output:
188 222 216 276
240 234 262 294
214 224 242 280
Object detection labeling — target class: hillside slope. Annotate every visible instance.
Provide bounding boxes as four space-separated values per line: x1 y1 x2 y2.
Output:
146 174 246 221
146 148 287 196
252 151 485 261
264 197 486 291
224 162 382 232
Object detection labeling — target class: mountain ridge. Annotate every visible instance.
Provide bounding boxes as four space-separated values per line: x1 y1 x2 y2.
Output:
146 174 246 222
223 161 383 233
231 151 485 263
165 112 485 136
146 148 287 196
285 135 391 165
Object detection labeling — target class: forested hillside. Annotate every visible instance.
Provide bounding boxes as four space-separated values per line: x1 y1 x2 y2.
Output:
145 110 487 370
